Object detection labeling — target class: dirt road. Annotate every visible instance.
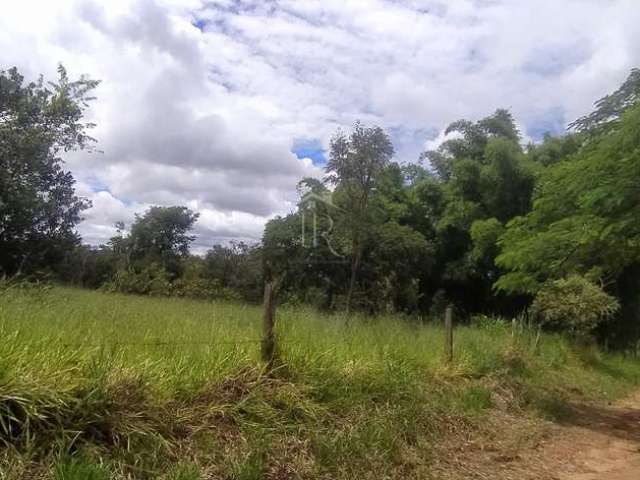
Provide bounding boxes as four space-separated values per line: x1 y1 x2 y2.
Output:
553 391 640 480
431 390 640 480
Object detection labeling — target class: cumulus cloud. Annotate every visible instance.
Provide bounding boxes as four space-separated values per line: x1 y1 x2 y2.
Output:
1 0 639 247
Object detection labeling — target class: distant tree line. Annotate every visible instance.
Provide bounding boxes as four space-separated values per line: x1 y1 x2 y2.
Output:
2 65 639 347
56 208 262 302
0 65 263 302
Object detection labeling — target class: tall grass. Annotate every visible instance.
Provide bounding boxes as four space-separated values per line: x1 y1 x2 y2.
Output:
0 285 639 479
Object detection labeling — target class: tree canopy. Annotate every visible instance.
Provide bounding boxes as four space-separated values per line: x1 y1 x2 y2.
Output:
4 63 640 347
0 65 98 275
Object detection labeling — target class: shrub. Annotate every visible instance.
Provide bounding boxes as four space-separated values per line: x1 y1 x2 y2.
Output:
103 264 243 301
532 275 619 338
102 263 171 296
171 277 241 301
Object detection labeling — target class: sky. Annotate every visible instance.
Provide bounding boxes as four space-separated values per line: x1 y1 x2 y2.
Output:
1 0 639 251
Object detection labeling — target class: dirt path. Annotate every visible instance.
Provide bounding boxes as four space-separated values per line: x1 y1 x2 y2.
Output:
551 391 640 480
431 391 640 479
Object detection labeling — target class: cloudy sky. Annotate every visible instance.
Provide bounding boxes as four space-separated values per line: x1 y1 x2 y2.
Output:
2 0 639 251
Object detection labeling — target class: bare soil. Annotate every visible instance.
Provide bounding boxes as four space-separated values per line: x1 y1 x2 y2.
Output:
430 391 640 480
551 391 640 480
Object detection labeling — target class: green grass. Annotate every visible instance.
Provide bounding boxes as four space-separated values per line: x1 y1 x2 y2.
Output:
0 284 639 479
54 457 110 480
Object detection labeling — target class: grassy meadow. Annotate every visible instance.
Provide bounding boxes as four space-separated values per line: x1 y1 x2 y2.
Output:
1 284 640 479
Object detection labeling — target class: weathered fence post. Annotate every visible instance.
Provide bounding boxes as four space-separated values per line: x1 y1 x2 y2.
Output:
444 304 453 363
261 280 277 368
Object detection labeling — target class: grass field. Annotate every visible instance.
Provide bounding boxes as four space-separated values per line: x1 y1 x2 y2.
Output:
1 284 640 479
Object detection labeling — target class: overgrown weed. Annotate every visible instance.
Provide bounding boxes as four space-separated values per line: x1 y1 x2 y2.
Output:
0 287 639 478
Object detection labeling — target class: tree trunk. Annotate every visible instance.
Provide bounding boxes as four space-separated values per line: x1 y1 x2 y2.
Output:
345 239 361 317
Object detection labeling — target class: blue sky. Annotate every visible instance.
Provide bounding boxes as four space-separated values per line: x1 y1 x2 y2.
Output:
1 0 639 248
292 138 326 166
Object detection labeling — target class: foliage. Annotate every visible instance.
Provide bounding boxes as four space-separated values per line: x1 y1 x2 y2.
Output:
54 222 261 301
4 63 640 345
415 110 534 313
496 102 640 295
420 108 521 180
526 132 582 166
102 260 245 301
325 122 394 191
531 275 619 338
569 67 640 133
202 241 262 301
0 65 97 276
494 69 640 347
96 206 261 301
326 122 394 311
103 263 172 296
116 206 199 278
56 245 119 288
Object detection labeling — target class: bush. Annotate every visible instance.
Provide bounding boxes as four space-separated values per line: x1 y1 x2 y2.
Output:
102 263 171 296
103 264 243 301
532 275 619 338
171 277 241 301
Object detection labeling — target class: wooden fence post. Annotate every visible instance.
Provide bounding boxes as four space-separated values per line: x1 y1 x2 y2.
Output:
444 304 453 363
261 280 277 368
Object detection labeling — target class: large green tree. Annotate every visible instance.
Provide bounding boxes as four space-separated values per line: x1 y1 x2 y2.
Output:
262 178 348 308
326 122 394 312
112 206 199 279
262 165 432 313
0 66 98 275
496 70 640 345
418 109 535 313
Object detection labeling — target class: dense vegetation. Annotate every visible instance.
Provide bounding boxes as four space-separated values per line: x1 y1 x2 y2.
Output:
4 65 639 347
2 63 640 478
1 285 639 479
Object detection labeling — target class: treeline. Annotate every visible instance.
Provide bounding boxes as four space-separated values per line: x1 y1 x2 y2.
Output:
2 65 639 346
57 209 263 302
263 69 640 347
0 66 264 302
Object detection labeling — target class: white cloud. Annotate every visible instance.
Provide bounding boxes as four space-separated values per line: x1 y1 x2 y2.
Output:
1 0 639 247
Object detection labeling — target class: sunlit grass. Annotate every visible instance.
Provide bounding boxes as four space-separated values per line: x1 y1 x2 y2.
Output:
0 285 639 479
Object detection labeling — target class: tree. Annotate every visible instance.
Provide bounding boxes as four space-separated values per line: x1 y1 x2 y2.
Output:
203 241 262 301
123 206 199 278
365 220 430 312
0 65 98 275
262 182 346 308
417 109 534 314
56 244 118 288
326 122 394 312
569 68 640 133
421 109 521 181
526 132 582 167
354 163 432 313
496 72 640 345
496 102 640 295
